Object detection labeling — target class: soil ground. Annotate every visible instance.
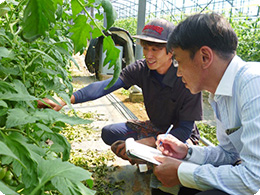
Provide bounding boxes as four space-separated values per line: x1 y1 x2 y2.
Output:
112 89 149 121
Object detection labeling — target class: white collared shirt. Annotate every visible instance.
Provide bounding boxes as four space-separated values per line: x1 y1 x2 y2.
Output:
178 56 260 194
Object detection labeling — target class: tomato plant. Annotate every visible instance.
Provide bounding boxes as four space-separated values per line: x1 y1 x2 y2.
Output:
113 17 137 37
0 0 120 194
230 15 260 62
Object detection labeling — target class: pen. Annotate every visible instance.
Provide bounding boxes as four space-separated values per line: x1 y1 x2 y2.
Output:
159 124 173 147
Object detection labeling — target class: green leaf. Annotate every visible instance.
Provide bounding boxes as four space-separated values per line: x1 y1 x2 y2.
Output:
22 0 56 41
101 0 117 29
0 80 16 93
6 108 38 128
58 91 73 109
0 181 18 195
69 15 92 54
86 178 94 188
34 109 92 126
0 100 7 107
0 141 26 168
36 67 59 75
36 123 53 133
95 13 103 21
52 177 96 195
31 159 92 195
0 66 19 76
56 3 63 20
30 49 57 64
43 132 71 161
0 91 33 101
0 47 15 59
56 63 70 80
2 132 37 164
0 80 37 101
102 36 120 68
53 43 80 68
13 79 35 98
92 27 103 39
0 2 10 17
3 133 38 188
50 48 63 63
104 57 121 89
102 36 121 89
71 0 84 17
0 108 8 116
53 0 63 6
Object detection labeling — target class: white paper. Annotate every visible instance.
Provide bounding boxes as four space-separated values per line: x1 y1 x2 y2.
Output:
125 138 166 165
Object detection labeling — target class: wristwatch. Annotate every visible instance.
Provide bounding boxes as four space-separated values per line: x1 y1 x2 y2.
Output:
184 144 193 160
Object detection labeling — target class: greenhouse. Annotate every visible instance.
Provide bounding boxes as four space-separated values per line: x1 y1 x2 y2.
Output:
110 0 260 60
0 0 260 194
111 0 259 19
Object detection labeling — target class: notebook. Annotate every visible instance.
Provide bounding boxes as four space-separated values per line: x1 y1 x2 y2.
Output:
125 138 166 165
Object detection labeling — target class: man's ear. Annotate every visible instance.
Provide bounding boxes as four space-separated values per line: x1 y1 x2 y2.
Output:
167 49 174 58
200 46 213 69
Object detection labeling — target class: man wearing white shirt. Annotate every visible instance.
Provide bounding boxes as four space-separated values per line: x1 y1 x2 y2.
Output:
153 12 260 195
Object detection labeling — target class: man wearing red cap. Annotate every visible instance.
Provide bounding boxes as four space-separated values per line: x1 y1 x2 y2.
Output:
38 19 202 165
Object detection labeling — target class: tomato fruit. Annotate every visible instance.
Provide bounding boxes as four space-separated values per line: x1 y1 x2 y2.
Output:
3 170 13 185
0 167 7 180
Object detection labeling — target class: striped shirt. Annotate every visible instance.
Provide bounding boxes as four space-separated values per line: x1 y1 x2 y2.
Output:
178 56 260 194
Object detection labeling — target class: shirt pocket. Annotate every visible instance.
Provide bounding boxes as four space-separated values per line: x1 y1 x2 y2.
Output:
227 126 243 153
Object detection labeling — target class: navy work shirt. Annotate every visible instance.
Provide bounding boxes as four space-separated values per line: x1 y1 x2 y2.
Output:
120 59 203 131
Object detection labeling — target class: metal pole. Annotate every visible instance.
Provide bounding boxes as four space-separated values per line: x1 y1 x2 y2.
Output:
135 0 146 60
90 7 94 40
103 13 107 29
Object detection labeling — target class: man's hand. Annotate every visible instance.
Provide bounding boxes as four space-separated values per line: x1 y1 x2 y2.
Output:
37 97 66 111
37 95 75 111
156 134 188 159
153 156 182 187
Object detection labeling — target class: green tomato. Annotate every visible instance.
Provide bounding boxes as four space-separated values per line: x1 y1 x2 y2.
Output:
3 170 13 184
0 167 7 180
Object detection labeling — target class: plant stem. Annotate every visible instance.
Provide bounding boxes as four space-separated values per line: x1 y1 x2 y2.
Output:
0 128 40 147
0 127 26 136
30 176 55 195
76 0 106 37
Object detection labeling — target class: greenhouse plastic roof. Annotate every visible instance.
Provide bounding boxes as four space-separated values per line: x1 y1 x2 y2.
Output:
109 0 259 19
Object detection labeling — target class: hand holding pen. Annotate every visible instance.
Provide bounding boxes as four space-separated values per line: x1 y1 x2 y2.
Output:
156 130 190 159
159 124 173 147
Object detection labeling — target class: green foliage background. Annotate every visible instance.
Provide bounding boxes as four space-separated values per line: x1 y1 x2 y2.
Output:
231 16 260 62
113 13 260 62
0 0 259 193
0 0 120 194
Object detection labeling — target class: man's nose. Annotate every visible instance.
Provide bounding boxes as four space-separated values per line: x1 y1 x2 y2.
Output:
145 50 153 58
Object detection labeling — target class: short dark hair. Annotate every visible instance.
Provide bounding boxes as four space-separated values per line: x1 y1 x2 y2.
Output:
167 12 238 60
140 39 172 55
140 39 166 49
